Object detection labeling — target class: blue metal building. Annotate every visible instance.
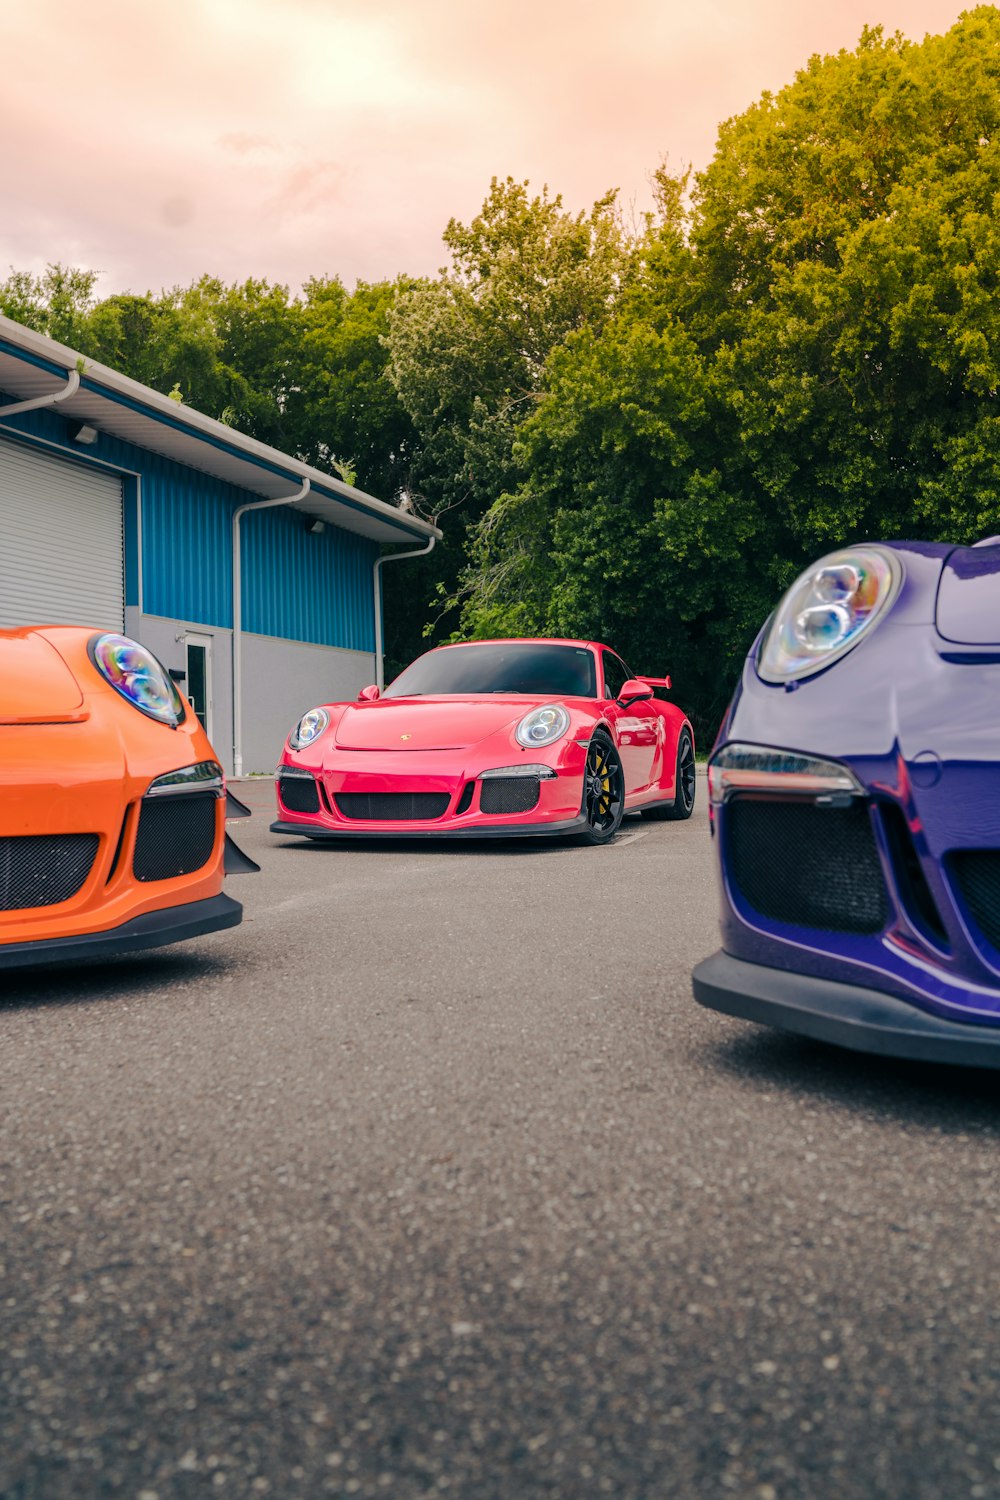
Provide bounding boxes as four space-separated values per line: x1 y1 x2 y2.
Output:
0 315 439 774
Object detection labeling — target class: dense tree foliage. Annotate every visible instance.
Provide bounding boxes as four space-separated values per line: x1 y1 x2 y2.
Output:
4 9 999 731
0 266 412 499
442 7 1000 730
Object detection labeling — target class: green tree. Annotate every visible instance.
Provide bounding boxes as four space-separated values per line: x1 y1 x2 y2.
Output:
0 263 99 345
382 175 633 666
293 275 419 501
689 7 1000 559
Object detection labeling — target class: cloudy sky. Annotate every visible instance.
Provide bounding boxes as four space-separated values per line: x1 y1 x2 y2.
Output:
1 0 972 298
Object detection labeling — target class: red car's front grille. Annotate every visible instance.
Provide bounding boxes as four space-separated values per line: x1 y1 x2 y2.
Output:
479 776 541 815
334 792 450 821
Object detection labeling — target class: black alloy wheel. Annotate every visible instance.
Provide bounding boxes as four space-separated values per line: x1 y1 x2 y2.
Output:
579 731 625 845
642 727 696 821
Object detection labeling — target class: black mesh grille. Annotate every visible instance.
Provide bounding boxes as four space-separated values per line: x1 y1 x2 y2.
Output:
479 776 541 815
951 852 1000 951
726 799 889 934
334 792 450 821
133 794 218 882
0 834 99 910
278 774 320 814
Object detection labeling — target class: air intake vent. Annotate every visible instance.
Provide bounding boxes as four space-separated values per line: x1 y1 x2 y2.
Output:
878 801 948 947
334 792 450 821
0 834 98 910
134 794 217 882
455 781 475 816
278 773 321 815
480 776 541 815
726 799 888 934
951 851 1000 953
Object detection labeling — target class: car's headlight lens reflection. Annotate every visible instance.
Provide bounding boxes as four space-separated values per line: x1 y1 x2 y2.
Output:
515 704 570 748
289 707 329 749
90 634 184 726
758 547 902 682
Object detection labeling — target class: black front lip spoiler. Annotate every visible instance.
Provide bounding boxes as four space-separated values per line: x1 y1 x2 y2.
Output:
693 950 1000 1069
270 816 589 841
0 893 243 971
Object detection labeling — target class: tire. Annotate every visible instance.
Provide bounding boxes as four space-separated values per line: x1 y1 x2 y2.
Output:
578 730 625 845
641 727 696 821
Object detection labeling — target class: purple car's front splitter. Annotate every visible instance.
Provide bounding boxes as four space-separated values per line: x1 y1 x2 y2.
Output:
694 951 1000 1069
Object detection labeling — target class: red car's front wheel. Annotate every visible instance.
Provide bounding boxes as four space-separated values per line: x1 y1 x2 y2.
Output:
578 731 625 845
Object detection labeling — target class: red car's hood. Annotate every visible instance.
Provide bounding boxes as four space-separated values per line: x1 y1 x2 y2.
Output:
334 697 533 751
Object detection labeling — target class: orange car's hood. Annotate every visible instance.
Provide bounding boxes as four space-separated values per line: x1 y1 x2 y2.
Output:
334 697 529 752
0 630 88 724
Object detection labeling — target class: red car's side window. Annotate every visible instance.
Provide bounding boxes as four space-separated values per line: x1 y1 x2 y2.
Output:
601 652 632 701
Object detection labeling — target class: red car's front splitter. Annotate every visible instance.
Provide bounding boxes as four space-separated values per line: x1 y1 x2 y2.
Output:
270 816 590 841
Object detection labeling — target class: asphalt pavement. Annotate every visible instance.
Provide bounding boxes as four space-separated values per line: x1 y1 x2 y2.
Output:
1 782 998 1499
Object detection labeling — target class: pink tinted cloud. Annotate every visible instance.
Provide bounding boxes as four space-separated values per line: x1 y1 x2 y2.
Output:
0 0 971 297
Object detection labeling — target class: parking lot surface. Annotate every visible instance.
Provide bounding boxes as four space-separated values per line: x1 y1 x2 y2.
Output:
2 785 998 1499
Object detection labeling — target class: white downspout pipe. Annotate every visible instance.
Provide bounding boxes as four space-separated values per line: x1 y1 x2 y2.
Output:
232 478 310 777
0 367 80 416
373 534 437 691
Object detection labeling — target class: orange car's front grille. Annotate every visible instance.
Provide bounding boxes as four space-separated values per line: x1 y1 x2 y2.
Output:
133 794 217 882
0 834 100 911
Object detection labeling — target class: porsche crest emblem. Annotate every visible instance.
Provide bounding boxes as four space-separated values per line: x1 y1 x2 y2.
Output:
400 733 412 741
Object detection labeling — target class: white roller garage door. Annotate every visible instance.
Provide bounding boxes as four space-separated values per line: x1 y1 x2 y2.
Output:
0 438 124 630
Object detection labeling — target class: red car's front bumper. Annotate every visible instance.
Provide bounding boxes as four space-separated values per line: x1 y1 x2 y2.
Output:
270 747 590 839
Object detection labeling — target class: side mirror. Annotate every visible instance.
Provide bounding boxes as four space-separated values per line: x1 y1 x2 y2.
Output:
357 684 380 702
618 678 654 706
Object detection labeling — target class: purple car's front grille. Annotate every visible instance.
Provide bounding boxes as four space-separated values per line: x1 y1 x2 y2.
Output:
951 852 1000 954
726 798 889 935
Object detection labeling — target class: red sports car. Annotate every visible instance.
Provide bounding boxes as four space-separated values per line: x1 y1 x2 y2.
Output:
271 638 695 844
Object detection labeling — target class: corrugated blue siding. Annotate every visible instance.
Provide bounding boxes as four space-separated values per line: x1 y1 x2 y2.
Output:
0 398 378 651
139 454 238 627
242 506 376 651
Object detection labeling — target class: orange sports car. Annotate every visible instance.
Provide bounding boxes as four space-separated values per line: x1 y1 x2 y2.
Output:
1 626 255 971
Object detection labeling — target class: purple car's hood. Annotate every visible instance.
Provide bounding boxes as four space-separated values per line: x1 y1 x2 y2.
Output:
936 543 1000 644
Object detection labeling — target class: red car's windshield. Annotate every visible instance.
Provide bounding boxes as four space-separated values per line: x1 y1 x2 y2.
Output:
384 643 597 698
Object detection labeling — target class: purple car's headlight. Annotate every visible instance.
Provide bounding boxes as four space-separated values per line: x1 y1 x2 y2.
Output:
758 546 902 683
89 633 184 726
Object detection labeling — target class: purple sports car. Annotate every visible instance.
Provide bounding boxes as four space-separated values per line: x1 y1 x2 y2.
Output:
694 537 1000 1068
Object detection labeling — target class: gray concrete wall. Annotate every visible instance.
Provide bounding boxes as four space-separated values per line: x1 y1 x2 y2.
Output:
130 612 375 775
241 632 376 775
132 612 379 774
131 611 235 772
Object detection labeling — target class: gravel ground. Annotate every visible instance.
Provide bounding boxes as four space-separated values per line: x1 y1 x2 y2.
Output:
1 782 998 1499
